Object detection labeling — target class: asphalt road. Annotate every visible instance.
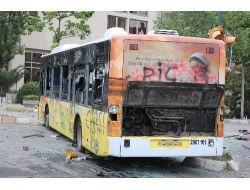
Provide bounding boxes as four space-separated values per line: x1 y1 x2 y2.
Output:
0 121 249 178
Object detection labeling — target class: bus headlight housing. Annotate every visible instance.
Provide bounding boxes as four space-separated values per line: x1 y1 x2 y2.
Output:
108 105 118 114
108 105 118 121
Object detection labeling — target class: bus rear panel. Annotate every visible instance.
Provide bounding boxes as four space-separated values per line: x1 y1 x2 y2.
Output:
107 36 226 157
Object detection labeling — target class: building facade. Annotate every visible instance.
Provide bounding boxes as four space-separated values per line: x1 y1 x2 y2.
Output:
9 11 161 90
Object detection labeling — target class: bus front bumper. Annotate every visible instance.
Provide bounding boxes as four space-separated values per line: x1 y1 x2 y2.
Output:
108 136 223 157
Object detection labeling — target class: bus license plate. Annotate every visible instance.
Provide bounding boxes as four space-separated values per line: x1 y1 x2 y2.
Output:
151 140 190 149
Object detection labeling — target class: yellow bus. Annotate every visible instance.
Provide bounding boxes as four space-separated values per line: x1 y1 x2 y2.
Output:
38 28 226 157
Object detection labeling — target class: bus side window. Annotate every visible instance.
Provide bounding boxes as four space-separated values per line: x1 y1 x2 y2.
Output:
87 65 93 106
62 66 69 100
46 67 51 96
40 69 44 95
93 66 104 104
93 43 105 105
70 71 74 102
53 67 60 99
75 75 85 104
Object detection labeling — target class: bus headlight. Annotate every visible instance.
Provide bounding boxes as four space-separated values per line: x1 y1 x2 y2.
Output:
108 105 118 121
108 105 118 114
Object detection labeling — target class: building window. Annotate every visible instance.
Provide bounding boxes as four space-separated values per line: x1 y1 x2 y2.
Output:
28 11 38 17
24 50 48 83
129 19 147 34
129 11 148 16
107 15 126 30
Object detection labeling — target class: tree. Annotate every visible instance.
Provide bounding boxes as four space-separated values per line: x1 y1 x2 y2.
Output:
154 11 250 118
0 12 44 68
154 12 218 38
223 12 250 66
243 65 250 117
42 11 94 48
223 12 250 118
0 66 23 96
0 12 43 97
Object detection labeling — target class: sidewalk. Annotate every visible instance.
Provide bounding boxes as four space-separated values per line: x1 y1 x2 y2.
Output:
224 119 249 125
0 103 38 125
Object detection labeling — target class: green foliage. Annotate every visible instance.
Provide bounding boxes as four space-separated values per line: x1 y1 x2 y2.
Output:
224 162 233 172
223 12 250 65
0 66 23 96
23 95 39 101
155 11 250 118
16 81 39 103
210 152 233 161
154 12 218 38
42 11 94 48
0 12 44 68
223 12 250 118
224 66 241 118
244 65 250 117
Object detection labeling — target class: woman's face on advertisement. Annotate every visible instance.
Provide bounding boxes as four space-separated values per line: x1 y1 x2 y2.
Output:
189 59 205 74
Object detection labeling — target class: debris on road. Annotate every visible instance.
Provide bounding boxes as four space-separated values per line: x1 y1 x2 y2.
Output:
225 135 239 138
96 171 105 177
65 149 92 161
170 170 178 174
66 149 78 159
224 129 250 141
236 136 250 141
34 151 64 161
242 145 250 150
71 143 77 147
50 134 59 138
72 156 87 161
22 132 45 138
225 129 250 140
50 134 63 140
23 146 29 151
239 129 250 134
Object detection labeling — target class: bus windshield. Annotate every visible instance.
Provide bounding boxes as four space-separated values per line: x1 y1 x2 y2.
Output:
123 40 220 84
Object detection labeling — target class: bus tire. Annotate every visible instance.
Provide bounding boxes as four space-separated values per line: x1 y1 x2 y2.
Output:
76 120 85 153
44 106 49 128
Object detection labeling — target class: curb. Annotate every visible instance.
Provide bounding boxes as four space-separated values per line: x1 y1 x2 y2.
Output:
182 156 240 172
6 106 33 113
224 119 249 125
200 158 226 172
0 115 37 125
16 117 31 124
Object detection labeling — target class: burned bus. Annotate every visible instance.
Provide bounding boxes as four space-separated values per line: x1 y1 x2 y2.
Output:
38 28 226 157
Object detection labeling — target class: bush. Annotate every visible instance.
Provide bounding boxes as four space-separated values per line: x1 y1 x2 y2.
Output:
23 95 39 101
16 82 39 103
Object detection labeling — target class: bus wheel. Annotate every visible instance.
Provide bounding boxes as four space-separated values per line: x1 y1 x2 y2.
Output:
45 106 49 128
76 120 85 153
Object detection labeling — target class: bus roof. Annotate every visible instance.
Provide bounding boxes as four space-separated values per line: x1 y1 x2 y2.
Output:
110 34 226 45
41 38 109 58
42 34 225 58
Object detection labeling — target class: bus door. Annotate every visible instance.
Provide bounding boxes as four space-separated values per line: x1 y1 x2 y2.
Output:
84 42 109 156
58 64 75 139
